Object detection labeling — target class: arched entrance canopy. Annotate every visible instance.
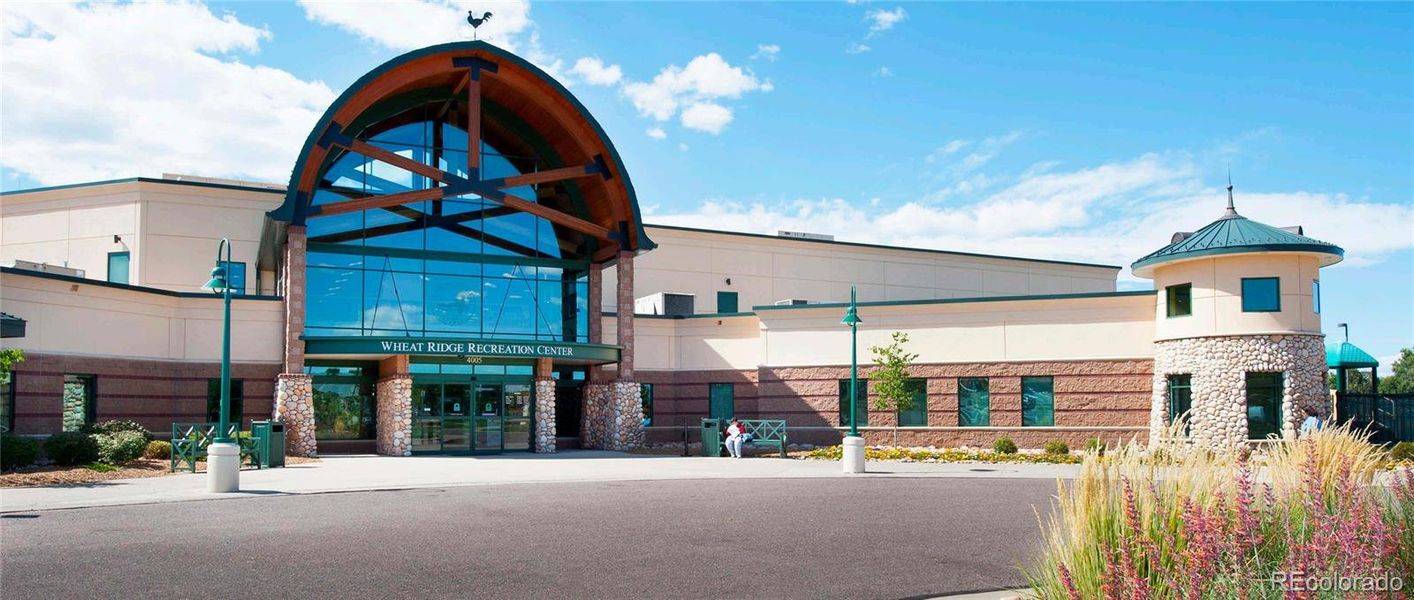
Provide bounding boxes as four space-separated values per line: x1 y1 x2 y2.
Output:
270 41 654 262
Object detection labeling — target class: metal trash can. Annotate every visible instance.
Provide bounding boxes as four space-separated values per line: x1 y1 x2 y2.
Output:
700 418 724 457
251 420 286 468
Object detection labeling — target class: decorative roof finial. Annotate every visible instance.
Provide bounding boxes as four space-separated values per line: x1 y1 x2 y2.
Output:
467 11 492 40
1222 169 1240 218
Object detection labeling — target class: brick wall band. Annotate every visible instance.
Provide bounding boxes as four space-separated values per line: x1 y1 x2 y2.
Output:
639 359 1152 448
7 352 281 436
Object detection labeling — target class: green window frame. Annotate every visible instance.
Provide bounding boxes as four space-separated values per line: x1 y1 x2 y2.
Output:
1312 279 1320 314
107 251 130 285
206 379 245 427
1166 374 1192 434
1 372 14 433
1241 277 1280 312
958 377 990 427
1021 376 1054 427
62 374 96 432
837 379 868 428
896 379 927 427
640 383 654 427
1165 283 1192 317
716 291 738 314
708 383 734 420
1246 372 1284 440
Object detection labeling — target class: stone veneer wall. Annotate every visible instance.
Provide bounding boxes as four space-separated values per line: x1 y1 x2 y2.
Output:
639 359 1152 448
5 352 279 436
375 375 412 456
1150 334 1326 448
580 381 644 450
274 373 317 457
534 378 556 453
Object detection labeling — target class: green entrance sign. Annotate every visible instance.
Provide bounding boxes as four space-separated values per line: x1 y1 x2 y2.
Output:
303 336 620 363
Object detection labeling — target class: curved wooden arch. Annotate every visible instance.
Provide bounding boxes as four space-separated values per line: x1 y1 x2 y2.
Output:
270 41 654 257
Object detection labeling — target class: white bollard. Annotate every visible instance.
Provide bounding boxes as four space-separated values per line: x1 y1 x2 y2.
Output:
842 435 866 474
206 442 241 493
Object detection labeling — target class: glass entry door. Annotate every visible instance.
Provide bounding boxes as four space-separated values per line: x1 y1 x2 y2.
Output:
411 375 532 454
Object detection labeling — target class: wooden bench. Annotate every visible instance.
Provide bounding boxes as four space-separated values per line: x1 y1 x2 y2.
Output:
705 419 788 458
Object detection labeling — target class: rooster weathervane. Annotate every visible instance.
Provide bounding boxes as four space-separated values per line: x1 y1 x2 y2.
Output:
467 11 492 40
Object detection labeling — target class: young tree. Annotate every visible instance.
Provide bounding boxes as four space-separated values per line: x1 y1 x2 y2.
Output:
868 331 919 446
1382 348 1414 394
0 348 23 384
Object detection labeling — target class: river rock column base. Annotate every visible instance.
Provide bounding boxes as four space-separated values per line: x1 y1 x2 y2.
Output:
535 378 556 453
581 383 610 450
274 373 317 457
609 380 644 450
376 375 413 456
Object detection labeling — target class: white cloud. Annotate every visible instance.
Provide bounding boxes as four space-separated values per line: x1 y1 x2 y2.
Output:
644 151 1414 279
752 44 780 62
846 42 872 54
570 56 622 86
0 2 336 186
926 139 972 163
298 0 532 52
678 143 690 152
866 7 907 35
680 102 734 135
874 66 894 77
621 53 769 133
646 127 667 140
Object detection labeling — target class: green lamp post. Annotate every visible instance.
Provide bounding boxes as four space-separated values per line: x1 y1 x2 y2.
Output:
841 285 865 473
202 238 239 492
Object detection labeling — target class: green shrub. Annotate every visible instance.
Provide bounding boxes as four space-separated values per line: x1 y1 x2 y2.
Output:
143 440 172 460
82 419 153 443
1 435 42 470
1043 440 1070 455
45 432 100 466
992 437 1018 455
1083 438 1106 455
96 430 148 464
1391 441 1414 462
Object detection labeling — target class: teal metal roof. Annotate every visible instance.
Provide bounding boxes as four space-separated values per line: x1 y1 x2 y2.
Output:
1327 342 1379 369
1131 187 1343 277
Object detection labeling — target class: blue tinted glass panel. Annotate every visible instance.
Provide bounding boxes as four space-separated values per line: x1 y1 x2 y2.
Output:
1241 277 1280 312
107 252 130 285
958 378 990 427
1021 377 1054 427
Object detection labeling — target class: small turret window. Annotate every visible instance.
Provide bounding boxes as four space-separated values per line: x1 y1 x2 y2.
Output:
1165 283 1192 317
1312 280 1321 314
1241 277 1281 312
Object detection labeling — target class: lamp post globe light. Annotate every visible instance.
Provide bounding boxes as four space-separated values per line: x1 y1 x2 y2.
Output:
202 238 240 493
841 285 866 474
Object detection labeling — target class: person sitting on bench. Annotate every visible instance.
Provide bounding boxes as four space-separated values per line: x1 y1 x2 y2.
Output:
725 418 748 458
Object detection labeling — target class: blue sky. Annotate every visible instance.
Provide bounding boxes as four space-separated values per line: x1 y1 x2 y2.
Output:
2 1 1410 362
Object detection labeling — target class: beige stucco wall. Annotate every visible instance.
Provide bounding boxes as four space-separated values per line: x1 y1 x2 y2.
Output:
1151 253 1323 341
1 179 282 294
605 226 1120 313
610 315 763 372
0 271 284 363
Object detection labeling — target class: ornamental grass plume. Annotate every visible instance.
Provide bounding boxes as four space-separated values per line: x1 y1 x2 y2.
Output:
1023 421 1414 599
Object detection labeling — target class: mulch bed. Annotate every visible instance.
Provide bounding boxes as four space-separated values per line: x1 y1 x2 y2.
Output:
0 456 321 488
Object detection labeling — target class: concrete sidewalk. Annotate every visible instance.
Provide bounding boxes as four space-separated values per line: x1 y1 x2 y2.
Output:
0 452 1076 513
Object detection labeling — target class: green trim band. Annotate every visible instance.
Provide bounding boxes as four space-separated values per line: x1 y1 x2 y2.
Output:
1131 243 1344 273
0 267 283 300
302 335 620 362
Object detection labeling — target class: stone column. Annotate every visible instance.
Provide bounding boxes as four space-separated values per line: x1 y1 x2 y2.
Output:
376 375 412 456
587 263 604 382
581 382 611 450
611 380 645 450
282 226 308 374
535 378 557 453
616 251 635 380
274 373 317 456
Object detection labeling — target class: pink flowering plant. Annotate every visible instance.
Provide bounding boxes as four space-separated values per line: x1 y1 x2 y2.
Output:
1024 423 1414 599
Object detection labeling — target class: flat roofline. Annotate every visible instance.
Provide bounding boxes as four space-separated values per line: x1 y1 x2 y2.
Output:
0 177 287 198
643 223 1123 270
0 267 283 300
751 289 1156 312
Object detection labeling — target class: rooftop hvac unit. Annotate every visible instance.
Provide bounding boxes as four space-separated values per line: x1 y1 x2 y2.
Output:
773 299 810 306
777 230 835 241
635 292 696 317
10 260 85 279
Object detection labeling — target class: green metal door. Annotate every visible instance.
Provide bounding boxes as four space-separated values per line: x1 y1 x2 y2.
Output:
709 383 734 420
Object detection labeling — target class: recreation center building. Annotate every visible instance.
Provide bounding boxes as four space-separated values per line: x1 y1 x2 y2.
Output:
0 42 1345 455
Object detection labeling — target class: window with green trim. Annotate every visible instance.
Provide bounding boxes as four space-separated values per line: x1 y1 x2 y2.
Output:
0 372 14 433
206 379 245 427
1241 277 1280 312
896 379 927 426
107 251 130 285
1166 374 1191 434
958 377 990 427
1165 283 1192 317
716 291 738 314
837 379 868 427
1312 280 1320 314
61 374 96 432
640 383 654 426
708 383 734 420
1246 372 1283 440
1021 376 1054 427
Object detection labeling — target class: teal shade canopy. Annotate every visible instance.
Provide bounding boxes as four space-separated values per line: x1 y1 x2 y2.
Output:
1326 342 1379 369
1131 195 1343 277
841 306 861 326
203 265 228 292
